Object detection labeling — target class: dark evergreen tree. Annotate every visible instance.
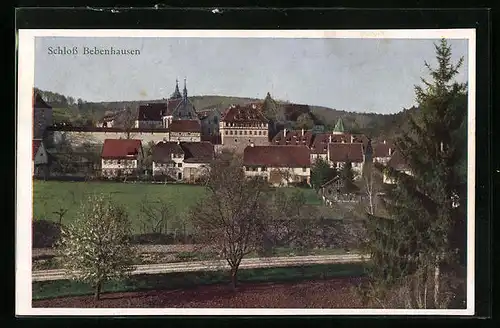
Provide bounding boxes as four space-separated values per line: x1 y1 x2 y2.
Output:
361 39 467 308
339 161 357 193
310 157 337 190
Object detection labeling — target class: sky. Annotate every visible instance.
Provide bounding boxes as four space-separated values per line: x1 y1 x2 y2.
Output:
34 37 468 114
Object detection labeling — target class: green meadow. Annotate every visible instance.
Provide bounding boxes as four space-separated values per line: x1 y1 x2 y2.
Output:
33 180 322 234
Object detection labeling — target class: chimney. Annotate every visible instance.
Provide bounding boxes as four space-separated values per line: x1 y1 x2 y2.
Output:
329 135 332 143
440 141 444 152
383 140 386 144
388 147 392 156
283 128 287 137
301 128 304 136
351 135 354 143
177 138 181 145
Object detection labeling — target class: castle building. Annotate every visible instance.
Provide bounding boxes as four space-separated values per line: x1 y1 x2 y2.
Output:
135 79 199 129
219 103 269 153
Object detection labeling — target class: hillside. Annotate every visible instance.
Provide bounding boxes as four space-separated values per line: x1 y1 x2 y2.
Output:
35 88 417 141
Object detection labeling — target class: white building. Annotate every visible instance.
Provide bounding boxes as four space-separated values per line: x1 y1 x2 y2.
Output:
32 139 49 177
243 145 311 187
101 139 143 178
151 141 214 182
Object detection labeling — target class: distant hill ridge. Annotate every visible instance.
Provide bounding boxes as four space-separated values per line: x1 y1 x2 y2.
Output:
35 88 417 140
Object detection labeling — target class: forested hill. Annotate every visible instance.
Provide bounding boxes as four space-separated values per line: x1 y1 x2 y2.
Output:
34 88 417 141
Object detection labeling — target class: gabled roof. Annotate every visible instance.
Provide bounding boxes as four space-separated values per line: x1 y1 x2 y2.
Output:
243 145 311 167
33 92 52 109
101 139 142 159
167 98 183 115
222 104 267 123
328 143 364 163
169 120 201 133
271 129 314 147
373 142 393 158
181 142 215 163
152 141 184 163
137 103 169 121
33 139 42 158
387 150 410 171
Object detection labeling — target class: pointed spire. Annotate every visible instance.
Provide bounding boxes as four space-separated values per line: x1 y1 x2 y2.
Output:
183 78 188 100
170 78 182 99
332 117 345 135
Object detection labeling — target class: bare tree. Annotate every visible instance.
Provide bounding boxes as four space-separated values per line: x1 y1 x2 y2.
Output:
122 107 137 139
190 151 269 290
139 196 172 234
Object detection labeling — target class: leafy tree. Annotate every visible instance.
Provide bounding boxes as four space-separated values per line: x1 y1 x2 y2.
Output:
56 194 136 300
310 157 337 190
190 151 269 290
361 39 467 308
295 113 315 130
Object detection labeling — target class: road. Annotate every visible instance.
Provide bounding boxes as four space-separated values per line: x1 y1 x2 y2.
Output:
32 254 367 282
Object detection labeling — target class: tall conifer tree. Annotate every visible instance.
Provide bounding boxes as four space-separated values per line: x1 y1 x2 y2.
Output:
361 39 467 308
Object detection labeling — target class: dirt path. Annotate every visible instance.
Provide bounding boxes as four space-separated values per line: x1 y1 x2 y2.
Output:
33 277 367 308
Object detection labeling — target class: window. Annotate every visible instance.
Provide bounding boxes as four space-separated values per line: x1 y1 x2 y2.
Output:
239 131 243 135
262 166 267 171
302 167 307 172
225 130 228 135
229 130 233 135
263 131 267 135
177 163 182 168
245 167 249 171
234 139 238 142
258 131 262 135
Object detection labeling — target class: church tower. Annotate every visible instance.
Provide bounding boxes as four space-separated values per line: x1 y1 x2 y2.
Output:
170 79 182 100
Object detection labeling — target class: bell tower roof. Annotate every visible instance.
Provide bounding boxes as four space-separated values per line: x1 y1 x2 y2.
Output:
170 79 182 99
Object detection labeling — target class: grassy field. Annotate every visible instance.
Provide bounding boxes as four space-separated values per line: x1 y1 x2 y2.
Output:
32 262 365 300
33 181 322 234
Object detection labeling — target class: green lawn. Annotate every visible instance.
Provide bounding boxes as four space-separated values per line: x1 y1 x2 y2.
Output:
33 181 322 234
33 181 208 234
33 262 366 300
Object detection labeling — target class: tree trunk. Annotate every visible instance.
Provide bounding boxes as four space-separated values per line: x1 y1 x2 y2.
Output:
434 257 441 308
94 282 102 301
230 266 238 291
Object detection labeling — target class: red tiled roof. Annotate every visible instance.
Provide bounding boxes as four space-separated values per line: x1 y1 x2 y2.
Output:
222 104 267 123
328 143 364 163
181 142 215 163
169 120 201 133
152 141 184 163
243 145 311 167
271 129 314 147
373 143 393 158
310 133 335 154
137 103 169 121
309 133 369 154
167 98 182 114
101 139 142 159
387 151 410 171
33 139 42 158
